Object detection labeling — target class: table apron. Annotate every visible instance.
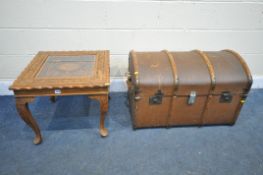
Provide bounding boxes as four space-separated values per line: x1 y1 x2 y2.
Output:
14 88 109 97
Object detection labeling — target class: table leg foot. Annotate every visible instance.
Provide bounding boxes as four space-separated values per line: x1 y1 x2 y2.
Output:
16 97 42 145
33 135 42 145
99 110 108 137
100 128 108 137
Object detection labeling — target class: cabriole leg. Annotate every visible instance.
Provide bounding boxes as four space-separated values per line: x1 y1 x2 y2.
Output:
15 97 42 144
90 95 109 137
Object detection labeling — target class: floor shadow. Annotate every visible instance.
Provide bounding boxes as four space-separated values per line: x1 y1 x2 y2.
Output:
47 95 101 130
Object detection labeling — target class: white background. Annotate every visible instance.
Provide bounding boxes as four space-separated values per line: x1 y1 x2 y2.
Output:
0 0 263 93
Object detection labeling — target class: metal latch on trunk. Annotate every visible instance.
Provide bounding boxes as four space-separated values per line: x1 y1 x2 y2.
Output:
220 91 232 103
149 90 163 105
188 91 197 105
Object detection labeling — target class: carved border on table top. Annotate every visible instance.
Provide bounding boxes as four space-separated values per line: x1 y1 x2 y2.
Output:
10 51 110 90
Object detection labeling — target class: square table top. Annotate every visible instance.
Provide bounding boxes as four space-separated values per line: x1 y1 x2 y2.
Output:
10 51 110 91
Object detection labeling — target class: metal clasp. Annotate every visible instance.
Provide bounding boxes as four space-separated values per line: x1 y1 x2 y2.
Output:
220 91 232 103
188 91 196 105
149 90 163 105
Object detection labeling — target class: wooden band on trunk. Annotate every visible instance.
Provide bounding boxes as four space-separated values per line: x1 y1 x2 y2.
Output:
195 50 216 126
163 50 179 127
130 50 139 86
195 50 216 90
163 50 179 92
223 50 253 124
223 49 253 89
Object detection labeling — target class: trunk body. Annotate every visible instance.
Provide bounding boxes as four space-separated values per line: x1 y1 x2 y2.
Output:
128 50 252 128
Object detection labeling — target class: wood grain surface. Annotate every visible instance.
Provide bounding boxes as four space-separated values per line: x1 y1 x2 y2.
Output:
10 51 110 91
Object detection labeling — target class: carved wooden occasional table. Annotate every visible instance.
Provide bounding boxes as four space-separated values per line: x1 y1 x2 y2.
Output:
9 51 110 144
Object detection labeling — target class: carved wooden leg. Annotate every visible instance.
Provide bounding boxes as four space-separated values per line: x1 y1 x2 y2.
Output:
99 95 109 137
90 95 109 137
50 96 57 103
15 97 42 144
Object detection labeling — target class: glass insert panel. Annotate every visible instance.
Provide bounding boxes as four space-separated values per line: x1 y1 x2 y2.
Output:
37 55 96 78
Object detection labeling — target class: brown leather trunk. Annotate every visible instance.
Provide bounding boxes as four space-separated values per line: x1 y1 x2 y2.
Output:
127 50 252 128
